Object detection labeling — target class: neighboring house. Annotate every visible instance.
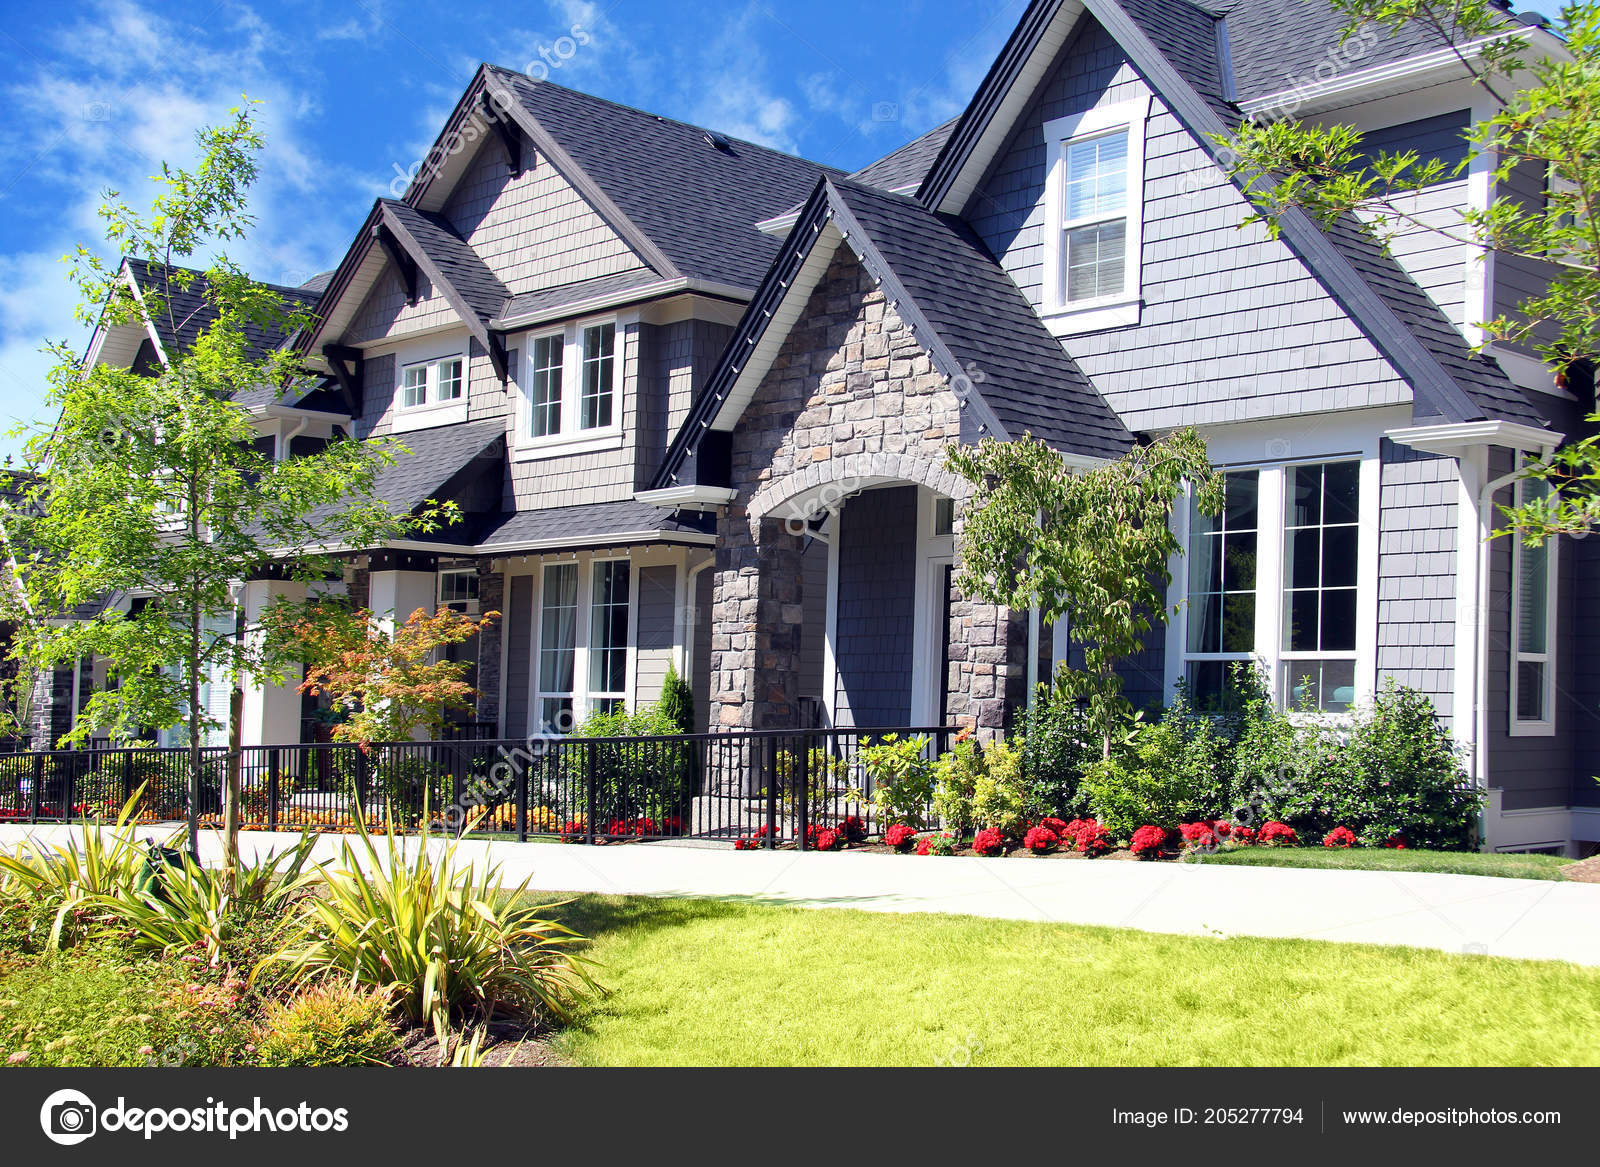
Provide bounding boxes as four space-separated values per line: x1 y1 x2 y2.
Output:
37 1 1597 853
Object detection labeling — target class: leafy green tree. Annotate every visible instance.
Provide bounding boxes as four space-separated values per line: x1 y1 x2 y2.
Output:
946 430 1222 755
0 104 455 853
1218 0 1599 539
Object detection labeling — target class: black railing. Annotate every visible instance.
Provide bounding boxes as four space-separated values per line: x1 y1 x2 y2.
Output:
0 726 959 845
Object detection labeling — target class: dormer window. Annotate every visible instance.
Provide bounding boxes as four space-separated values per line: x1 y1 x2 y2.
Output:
400 356 464 409
390 342 470 433
515 317 623 459
1041 96 1149 336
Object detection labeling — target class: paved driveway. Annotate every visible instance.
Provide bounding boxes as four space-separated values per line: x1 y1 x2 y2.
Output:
6 823 1599 966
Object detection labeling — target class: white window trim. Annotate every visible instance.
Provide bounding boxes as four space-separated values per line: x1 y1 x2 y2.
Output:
528 553 637 734
1508 479 1558 736
1041 96 1150 337
513 316 624 461
390 338 468 432
437 568 480 613
1166 424 1381 716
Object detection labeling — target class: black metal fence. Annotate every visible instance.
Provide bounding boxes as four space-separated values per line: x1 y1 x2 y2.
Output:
0 726 958 847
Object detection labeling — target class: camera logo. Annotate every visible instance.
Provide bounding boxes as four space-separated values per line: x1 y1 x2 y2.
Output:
40 1089 97 1146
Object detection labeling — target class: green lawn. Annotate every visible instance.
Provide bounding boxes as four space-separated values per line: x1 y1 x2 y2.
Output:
1192 846 1573 881
547 895 1600 1067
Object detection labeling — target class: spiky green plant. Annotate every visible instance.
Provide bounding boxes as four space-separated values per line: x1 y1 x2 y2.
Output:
258 811 600 1047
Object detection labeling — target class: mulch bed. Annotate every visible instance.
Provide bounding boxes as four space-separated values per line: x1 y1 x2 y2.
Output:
390 1019 569 1067
1561 854 1600 884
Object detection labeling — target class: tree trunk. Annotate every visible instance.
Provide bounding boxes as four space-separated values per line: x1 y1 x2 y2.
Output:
188 610 203 855
224 685 243 894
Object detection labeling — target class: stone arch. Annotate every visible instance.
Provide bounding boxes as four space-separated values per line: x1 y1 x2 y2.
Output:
747 450 971 530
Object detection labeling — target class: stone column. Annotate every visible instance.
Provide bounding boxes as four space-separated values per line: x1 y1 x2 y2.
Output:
240 578 307 748
711 510 805 731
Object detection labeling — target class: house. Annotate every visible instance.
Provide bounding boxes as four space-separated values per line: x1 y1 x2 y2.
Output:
40 0 1597 854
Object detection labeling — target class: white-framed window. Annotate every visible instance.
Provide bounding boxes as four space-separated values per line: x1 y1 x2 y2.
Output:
1510 476 1557 734
1176 452 1373 715
1041 96 1149 335
1182 469 1259 710
438 569 480 612
515 318 620 457
1280 461 1361 713
588 558 631 717
536 562 579 735
398 355 464 411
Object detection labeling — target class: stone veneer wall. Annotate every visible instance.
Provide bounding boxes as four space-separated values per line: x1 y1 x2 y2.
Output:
710 245 1027 736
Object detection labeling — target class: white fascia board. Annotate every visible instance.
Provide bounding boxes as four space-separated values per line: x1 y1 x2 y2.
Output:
473 530 717 553
756 209 801 238
1239 30 1567 119
1385 419 1563 455
248 402 353 424
635 485 738 507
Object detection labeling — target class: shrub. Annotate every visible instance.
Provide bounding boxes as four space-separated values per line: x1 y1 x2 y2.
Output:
971 738 1028 838
1022 825 1059 855
805 824 843 851
839 814 867 843
1081 697 1225 839
1017 690 1098 820
918 833 958 856
930 736 983 835
572 703 696 828
1231 824 1258 846
261 816 599 1041
885 823 918 853
971 828 1005 856
658 661 695 735
1129 825 1167 858
1259 821 1298 846
733 836 761 851
857 734 934 827
0 795 151 947
255 986 397 1067
766 748 852 820
1179 821 1221 850
559 819 586 843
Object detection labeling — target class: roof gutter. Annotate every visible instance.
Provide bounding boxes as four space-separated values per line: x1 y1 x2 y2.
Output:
635 485 738 508
487 277 751 330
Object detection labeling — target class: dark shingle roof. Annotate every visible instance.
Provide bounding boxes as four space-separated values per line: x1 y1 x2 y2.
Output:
850 118 961 191
368 419 505 521
832 180 1132 458
297 271 335 295
488 68 845 290
381 201 509 323
1222 0 1466 105
476 498 714 550
498 269 667 325
124 257 318 364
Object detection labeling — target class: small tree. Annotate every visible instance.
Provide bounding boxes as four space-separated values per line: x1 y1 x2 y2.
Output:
658 660 695 735
1217 0 1600 541
946 430 1222 755
264 602 499 746
0 104 455 855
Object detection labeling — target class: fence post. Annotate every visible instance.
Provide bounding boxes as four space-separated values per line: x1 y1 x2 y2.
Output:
64 752 78 821
268 748 281 832
795 737 808 851
764 736 778 850
585 740 598 845
355 748 370 827
516 753 528 843
28 753 42 824
121 749 134 815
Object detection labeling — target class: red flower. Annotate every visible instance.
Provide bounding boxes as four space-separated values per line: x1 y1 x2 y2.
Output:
1179 821 1220 848
815 828 841 852
1384 835 1407 850
734 835 760 851
885 823 918 853
1322 825 1358 849
972 827 1005 856
914 837 932 856
1130 825 1167 858
840 814 867 843
1259 821 1298 846
1074 821 1114 857
1230 824 1258 846
559 820 587 843
1023 825 1060 855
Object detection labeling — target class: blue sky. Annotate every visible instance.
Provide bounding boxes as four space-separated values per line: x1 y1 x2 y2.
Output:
0 0 1029 458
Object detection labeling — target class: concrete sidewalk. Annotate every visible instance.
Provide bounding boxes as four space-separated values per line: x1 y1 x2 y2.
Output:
6 823 1599 966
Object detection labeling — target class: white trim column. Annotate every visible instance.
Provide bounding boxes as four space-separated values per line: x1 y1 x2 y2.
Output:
240 578 306 748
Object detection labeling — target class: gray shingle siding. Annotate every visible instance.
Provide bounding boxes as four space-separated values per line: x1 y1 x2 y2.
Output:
1375 439 1456 715
833 485 917 728
633 564 677 709
1484 446 1577 810
964 18 1415 434
1493 155 1561 356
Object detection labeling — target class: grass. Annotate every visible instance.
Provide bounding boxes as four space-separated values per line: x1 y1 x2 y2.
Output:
1192 846 1574 881
546 894 1600 1067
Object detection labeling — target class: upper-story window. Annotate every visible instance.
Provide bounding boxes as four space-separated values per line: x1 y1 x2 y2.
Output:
390 344 469 433
400 356 463 410
1041 96 1149 336
516 318 621 458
